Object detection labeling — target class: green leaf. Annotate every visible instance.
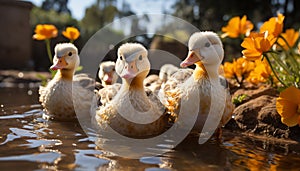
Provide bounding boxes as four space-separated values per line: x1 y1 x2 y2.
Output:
36 73 48 86
76 66 83 72
232 94 248 105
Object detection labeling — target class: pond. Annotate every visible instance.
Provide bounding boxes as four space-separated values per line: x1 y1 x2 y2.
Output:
1 85 300 170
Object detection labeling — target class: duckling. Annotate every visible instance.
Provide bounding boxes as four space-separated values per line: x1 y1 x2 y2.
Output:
159 31 234 140
98 61 118 87
143 64 182 94
159 64 179 82
39 43 94 121
94 43 168 138
94 61 120 106
96 83 121 106
143 74 162 95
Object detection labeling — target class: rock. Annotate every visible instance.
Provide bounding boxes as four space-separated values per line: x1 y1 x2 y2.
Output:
234 95 272 130
226 85 296 139
229 86 290 138
232 85 278 105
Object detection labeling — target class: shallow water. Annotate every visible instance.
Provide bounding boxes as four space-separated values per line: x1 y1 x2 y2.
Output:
1 87 300 170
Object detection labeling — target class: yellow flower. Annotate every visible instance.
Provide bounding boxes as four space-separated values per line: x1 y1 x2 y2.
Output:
33 24 58 40
246 59 272 84
223 62 235 79
62 27 80 41
278 28 299 50
223 57 255 85
276 86 300 127
233 57 255 78
221 15 254 38
247 72 265 85
260 12 284 37
241 32 276 61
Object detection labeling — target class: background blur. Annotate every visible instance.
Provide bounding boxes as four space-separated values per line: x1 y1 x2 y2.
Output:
1 0 300 71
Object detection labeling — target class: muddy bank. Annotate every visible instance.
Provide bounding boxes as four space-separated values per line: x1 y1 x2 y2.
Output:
226 83 300 142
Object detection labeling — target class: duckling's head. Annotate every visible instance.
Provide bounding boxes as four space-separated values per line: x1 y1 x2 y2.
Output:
98 61 118 86
50 43 79 71
180 31 224 68
116 43 150 81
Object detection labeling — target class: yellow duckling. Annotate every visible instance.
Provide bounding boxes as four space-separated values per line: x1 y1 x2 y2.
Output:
39 43 94 121
159 31 234 139
94 43 168 138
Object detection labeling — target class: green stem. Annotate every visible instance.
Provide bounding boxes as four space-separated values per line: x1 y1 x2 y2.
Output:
275 40 300 75
264 54 288 88
234 74 242 86
269 52 294 76
45 39 53 63
277 35 300 74
278 35 292 50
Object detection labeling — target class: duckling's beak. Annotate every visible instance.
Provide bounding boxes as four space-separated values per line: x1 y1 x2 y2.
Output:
180 50 200 68
50 56 68 70
103 71 114 85
120 60 138 79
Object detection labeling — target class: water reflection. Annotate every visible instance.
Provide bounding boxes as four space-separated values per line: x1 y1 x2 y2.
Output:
0 87 300 170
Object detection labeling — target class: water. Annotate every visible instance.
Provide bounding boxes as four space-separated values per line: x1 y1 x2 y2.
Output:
1 87 300 170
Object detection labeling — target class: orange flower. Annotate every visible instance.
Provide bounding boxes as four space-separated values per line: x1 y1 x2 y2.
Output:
260 12 284 37
246 59 273 84
223 62 235 79
223 57 255 85
241 32 276 61
33 24 58 40
62 27 80 41
247 72 265 85
221 15 254 38
278 28 299 50
233 57 255 78
276 86 300 127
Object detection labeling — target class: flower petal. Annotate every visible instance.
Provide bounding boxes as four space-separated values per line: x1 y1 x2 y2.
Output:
242 49 262 61
279 86 300 102
276 98 298 118
281 113 299 127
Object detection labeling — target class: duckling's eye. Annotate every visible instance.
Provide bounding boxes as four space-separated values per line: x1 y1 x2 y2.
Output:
204 42 210 47
139 55 143 60
68 52 72 56
120 56 123 60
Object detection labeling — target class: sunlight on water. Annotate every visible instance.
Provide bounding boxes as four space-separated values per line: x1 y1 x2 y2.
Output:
0 87 300 170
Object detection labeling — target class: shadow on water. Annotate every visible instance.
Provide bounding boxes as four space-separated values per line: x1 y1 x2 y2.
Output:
0 87 300 170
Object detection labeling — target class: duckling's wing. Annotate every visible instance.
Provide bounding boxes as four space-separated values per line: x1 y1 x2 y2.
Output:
158 68 193 106
95 81 104 90
38 85 47 104
145 87 165 114
73 73 95 91
96 83 121 107
219 75 228 89
219 76 234 126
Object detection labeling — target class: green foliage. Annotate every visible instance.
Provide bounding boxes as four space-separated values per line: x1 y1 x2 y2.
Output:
232 94 248 105
80 4 118 41
36 73 48 86
41 0 71 14
172 0 300 32
30 6 78 30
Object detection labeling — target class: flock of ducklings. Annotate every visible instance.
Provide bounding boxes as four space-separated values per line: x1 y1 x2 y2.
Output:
39 31 234 139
